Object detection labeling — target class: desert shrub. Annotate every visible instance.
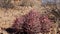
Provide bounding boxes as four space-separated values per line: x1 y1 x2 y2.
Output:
19 0 34 7
0 0 14 9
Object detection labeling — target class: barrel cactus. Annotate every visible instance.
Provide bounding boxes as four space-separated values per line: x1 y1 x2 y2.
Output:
5 9 53 34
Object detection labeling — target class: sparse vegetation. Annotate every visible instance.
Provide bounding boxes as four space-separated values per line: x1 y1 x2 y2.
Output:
0 0 14 9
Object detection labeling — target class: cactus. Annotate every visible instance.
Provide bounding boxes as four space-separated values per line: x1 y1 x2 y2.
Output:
5 9 53 34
